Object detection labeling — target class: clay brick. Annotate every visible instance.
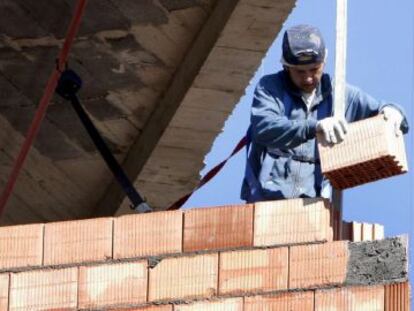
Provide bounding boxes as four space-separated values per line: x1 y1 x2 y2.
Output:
254 198 333 246
245 291 314 311
289 241 348 289
0 274 8 311
341 221 352 241
219 248 288 294
79 261 148 308
0 223 43 269
9 267 78 310
43 217 113 265
352 222 362 242
373 224 385 240
318 115 408 189
114 211 182 259
332 205 341 241
350 222 384 242
362 223 373 241
183 204 253 252
175 297 243 310
315 285 384 310
385 282 410 311
149 253 218 301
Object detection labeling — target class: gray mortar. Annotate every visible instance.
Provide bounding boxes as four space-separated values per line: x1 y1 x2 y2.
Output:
346 236 408 285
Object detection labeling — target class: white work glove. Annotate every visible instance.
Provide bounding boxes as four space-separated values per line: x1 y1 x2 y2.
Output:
316 116 348 144
381 106 404 136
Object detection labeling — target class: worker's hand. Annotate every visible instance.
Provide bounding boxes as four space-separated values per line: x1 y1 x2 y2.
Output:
316 116 348 144
381 106 404 137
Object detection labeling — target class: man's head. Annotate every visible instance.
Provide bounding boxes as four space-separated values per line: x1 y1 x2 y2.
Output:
282 24 326 93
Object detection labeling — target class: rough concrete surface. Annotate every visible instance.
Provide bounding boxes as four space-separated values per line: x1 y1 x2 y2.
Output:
346 236 408 285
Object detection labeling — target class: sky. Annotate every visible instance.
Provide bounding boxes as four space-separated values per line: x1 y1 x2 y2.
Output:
183 0 414 296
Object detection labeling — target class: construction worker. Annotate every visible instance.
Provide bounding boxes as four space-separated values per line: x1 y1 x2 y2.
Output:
241 24 409 203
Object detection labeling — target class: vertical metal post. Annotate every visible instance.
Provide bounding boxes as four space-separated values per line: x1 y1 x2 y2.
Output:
333 0 348 239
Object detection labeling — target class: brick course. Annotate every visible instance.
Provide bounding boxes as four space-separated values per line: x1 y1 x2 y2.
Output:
289 241 348 289
254 199 333 246
0 200 407 310
9 267 78 311
0 224 43 269
148 253 218 302
219 248 288 294
78 261 148 308
43 217 113 265
183 204 253 252
114 211 183 259
315 285 385 310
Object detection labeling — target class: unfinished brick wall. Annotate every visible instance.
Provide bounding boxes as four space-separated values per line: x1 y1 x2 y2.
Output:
0 198 409 310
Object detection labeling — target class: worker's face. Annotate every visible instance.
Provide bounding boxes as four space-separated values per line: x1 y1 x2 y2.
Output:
286 62 325 93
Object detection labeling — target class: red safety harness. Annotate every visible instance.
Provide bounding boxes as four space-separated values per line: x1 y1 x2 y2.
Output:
167 135 247 210
0 0 88 216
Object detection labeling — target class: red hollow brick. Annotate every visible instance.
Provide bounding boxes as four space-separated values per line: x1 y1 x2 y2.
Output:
174 297 243 310
352 222 362 242
0 223 43 269
219 248 288 295
244 291 314 311
0 274 8 311
373 224 385 240
362 223 373 241
43 217 113 265
114 211 182 259
78 261 148 308
289 241 348 289
149 253 218 302
341 221 352 241
9 267 78 311
183 204 253 252
385 282 410 311
254 198 333 247
315 285 385 310
318 115 408 189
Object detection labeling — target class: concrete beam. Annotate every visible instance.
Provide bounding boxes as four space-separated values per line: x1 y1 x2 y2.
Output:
92 0 240 217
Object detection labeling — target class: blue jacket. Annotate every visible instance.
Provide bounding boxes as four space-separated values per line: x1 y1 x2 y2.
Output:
241 70 409 202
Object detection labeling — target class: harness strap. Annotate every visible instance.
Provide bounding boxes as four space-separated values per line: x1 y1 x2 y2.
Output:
167 135 247 210
0 0 87 217
54 68 151 213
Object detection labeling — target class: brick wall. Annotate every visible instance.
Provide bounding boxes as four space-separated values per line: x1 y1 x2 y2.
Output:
0 198 408 310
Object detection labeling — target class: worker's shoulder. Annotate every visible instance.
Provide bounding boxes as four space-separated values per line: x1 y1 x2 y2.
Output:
344 83 368 99
257 71 285 90
345 83 362 92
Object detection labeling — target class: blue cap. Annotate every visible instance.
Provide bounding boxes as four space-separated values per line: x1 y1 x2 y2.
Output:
282 24 326 66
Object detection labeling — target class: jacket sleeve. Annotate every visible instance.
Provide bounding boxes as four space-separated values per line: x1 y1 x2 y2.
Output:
250 80 317 149
346 85 409 133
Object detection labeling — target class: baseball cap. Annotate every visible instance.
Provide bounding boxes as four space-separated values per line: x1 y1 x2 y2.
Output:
282 24 326 66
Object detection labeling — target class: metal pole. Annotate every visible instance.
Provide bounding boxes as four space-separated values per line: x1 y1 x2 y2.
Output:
333 0 348 239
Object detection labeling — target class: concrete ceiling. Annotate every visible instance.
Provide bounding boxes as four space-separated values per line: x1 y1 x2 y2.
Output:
0 0 296 225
